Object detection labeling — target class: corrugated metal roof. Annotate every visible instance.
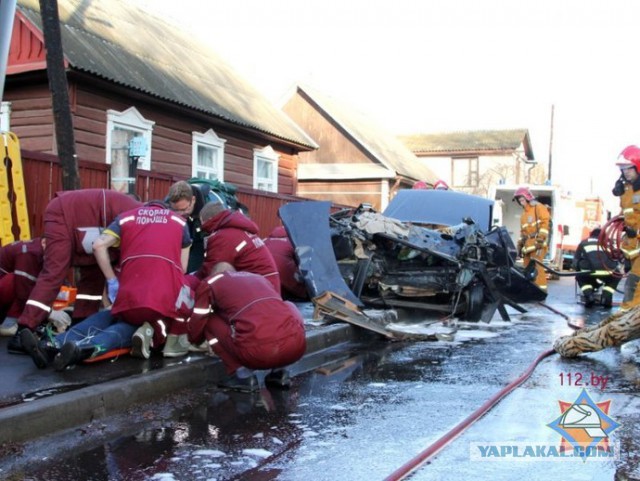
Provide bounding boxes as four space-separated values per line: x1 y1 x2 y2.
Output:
295 85 438 182
16 0 317 149
399 129 534 160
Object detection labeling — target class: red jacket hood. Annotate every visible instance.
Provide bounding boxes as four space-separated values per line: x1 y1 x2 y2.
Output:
202 210 259 235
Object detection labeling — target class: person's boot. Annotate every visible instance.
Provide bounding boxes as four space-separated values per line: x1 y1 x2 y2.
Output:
20 328 51 369
265 369 291 389
8 326 31 354
583 289 595 307
53 342 96 371
39 337 61 363
218 373 259 393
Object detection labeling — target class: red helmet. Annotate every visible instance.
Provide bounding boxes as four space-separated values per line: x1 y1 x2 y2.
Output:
434 180 449 190
513 186 534 202
412 180 430 190
616 145 640 170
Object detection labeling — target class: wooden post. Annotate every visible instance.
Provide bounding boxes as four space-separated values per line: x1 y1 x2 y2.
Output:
39 0 80 190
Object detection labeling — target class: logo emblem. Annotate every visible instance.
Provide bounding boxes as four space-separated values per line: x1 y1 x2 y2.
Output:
548 389 620 459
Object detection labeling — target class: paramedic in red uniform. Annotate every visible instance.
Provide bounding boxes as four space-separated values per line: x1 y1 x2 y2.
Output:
0 238 45 336
91 201 196 359
188 263 306 392
263 226 308 300
194 202 280 294
14 189 140 347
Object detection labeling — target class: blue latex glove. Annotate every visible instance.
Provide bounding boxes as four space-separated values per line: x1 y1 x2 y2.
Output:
107 278 119 303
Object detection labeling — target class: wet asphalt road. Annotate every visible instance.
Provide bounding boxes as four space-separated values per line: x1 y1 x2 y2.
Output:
6 277 640 481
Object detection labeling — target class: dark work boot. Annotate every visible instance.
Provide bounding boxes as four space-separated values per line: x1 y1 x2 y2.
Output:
583 289 595 307
217 373 259 393
40 337 61 362
265 369 291 389
53 342 96 371
20 329 50 369
8 326 31 354
8 325 47 355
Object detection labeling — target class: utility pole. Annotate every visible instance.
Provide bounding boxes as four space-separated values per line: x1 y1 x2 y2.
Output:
39 0 80 190
548 104 554 183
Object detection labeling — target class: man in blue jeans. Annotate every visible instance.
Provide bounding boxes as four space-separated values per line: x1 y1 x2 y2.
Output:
22 308 138 370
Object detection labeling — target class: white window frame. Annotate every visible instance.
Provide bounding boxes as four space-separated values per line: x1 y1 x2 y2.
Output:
0 102 10 131
105 107 154 170
253 145 279 193
192 128 226 181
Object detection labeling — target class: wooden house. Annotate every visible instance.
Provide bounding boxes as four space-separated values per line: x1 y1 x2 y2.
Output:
4 0 317 199
282 85 437 211
399 129 537 197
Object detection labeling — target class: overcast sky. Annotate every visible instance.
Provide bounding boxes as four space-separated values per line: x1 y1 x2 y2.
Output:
141 0 640 205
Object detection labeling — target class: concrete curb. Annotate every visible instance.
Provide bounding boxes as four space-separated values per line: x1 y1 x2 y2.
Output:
0 323 364 444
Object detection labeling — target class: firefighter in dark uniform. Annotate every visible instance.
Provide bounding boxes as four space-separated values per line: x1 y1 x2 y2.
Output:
572 227 620 308
612 145 640 312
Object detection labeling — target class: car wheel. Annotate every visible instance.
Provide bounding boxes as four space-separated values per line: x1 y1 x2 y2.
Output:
463 284 485 322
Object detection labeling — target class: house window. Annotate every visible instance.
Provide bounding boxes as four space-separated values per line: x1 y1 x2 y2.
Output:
0 102 10 131
106 107 154 192
192 129 226 181
253 145 279 192
452 157 479 187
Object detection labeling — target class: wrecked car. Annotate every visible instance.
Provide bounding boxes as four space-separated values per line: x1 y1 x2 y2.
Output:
279 190 546 334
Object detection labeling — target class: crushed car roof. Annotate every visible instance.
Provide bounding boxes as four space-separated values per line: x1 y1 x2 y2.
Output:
383 190 494 232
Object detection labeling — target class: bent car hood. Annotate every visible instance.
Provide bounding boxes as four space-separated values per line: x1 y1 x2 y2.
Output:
383 190 494 231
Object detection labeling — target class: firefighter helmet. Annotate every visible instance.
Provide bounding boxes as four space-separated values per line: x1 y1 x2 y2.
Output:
616 145 640 170
433 180 450 190
513 186 534 202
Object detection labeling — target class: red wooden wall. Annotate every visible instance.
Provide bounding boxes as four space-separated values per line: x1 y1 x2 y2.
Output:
14 150 347 241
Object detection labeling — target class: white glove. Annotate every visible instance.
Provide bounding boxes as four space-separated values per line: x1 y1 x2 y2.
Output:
48 309 72 333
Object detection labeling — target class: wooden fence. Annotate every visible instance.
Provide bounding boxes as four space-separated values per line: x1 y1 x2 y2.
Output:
15 150 348 240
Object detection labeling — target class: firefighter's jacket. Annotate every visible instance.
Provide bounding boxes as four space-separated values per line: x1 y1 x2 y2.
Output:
572 236 618 273
619 182 640 260
519 201 551 253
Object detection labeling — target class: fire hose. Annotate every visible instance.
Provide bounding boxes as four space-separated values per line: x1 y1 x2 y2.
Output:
383 220 627 479
383 348 557 481
599 215 625 264
384 221 628 479
525 214 626 280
